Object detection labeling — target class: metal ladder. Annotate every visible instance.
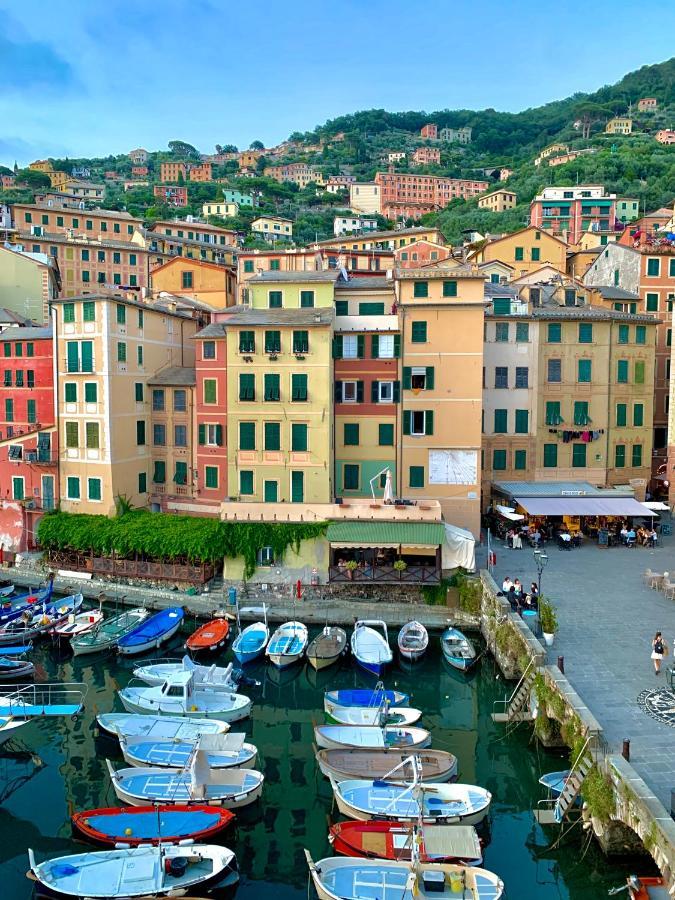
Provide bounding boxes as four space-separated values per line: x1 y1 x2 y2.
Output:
491 657 536 723
534 735 594 826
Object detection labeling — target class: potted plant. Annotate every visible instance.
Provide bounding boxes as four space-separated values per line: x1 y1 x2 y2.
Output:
393 559 408 579
344 560 358 580
539 596 558 647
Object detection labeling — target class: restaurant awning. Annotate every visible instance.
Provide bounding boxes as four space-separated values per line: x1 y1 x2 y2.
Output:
326 521 445 549
515 497 656 517
643 501 670 512
496 504 525 522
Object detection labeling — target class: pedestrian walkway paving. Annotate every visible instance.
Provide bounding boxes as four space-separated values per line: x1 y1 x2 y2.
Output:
479 532 675 809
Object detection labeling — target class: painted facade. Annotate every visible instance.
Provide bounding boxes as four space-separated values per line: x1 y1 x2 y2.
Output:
0 244 60 324
477 190 517 212
374 172 489 219
469 226 568 276
529 186 618 245
150 257 236 309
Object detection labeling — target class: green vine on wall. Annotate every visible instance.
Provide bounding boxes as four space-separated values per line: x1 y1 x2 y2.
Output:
37 511 328 579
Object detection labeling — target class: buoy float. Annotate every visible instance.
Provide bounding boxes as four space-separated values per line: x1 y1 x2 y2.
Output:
124 827 133 836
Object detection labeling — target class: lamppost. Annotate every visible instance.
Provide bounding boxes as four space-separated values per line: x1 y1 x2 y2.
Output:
533 548 548 596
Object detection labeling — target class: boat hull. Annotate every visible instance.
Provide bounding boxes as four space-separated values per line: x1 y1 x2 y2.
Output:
186 618 230 653
316 749 458 784
117 612 183 656
118 691 252 724
329 821 483 866
71 804 234 847
71 609 149 657
96 713 228 740
315 726 431 751
334 792 490 827
110 768 264 810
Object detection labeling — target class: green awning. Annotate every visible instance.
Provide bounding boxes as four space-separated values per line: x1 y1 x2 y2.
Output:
326 521 444 549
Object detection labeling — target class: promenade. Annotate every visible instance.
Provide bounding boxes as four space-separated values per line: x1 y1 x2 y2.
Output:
479 530 675 809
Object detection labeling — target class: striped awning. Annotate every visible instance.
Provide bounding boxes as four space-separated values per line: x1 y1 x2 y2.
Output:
326 522 444 549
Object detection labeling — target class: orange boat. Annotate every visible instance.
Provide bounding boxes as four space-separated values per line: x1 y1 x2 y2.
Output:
329 820 483 866
185 616 230 653
626 876 667 900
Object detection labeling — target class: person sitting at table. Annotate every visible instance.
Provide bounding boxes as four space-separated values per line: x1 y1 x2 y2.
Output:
531 528 542 547
558 529 572 549
512 530 523 549
502 576 513 595
513 579 523 599
505 528 514 549
626 527 637 547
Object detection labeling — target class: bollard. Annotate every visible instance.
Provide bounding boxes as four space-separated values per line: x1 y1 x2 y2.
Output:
622 739 630 761
557 655 565 674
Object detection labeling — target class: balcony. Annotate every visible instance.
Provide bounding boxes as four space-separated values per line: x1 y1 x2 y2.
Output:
328 563 440 584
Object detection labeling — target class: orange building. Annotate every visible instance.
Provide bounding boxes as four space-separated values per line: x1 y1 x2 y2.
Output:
420 124 438 139
150 257 236 309
412 147 441 165
394 240 451 268
160 162 187 182
375 172 489 219
189 163 213 182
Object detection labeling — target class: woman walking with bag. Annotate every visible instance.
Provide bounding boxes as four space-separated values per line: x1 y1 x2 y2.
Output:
651 631 668 675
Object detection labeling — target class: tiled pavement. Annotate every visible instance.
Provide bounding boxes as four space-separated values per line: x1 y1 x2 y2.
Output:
477 530 675 809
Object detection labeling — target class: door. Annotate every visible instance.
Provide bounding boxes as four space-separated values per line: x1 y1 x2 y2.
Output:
264 480 278 502
42 475 55 511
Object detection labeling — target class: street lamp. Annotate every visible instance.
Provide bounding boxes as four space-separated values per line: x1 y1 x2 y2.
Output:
533 548 548 595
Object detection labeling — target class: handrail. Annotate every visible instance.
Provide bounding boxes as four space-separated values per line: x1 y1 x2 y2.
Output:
492 656 535 714
0 680 88 716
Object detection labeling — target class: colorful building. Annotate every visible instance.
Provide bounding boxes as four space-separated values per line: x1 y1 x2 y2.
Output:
314 226 446 254
148 219 237 247
251 216 293 241
150 257 236 309
374 172 489 219
468 226 568 276
394 240 451 268
478 190 517 212
153 185 188 207
349 183 381 215
412 147 441 165
333 215 378 237
160 162 187 182
189 163 212 182
203 202 239 218
12 203 142 242
0 244 60 324
655 130 675 145
637 98 657 112
147 366 198 512
529 185 618 245
420 124 438 140
221 189 255 207
605 116 632 135
129 148 149 164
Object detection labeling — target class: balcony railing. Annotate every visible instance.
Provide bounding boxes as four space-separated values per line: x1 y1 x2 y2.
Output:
328 564 440 584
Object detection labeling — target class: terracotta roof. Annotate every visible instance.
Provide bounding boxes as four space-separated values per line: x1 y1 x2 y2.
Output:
15 230 144 252
195 306 334 334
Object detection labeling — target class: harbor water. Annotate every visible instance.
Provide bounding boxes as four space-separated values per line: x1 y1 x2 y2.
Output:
0 611 646 898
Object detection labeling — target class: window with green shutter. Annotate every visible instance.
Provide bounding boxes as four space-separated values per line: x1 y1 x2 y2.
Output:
81 341 93 372
65 383 77 403
136 420 145 445
358 302 385 315
239 331 255 353
264 422 280 451
646 258 660 277
634 360 645 384
632 444 642 467
85 383 97 403
86 422 99 449
344 423 359 446
137 345 143 366
117 342 127 362
495 323 509 342
668 329 672 347
578 359 592 383
80 300 94 322
264 373 280 401
442 280 457 297
335 300 348 316
645 294 658 312
63 303 75 323
239 373 255 401
66 342 79 373
616 403 627 426
88 478 102 501
343 464 359 490
264 480 278 502
492 449 507 470
292 331 309 353
153 461 166 483
494 409 508 433
11 477 23 501
514 449 527 471
204 379 217 403
545 401 562 425
574 401 590 426
492 298 511 315
135 382 144 402
116 304 126 324
300 291 314 308
264 331 281 353
578 323 593 343
26 342 34 357
244 260 254 273
138 472 147 494
291 373 308 401
618 324 629 344
291 470 304 502
409 466 425 487
204 466 219 489
635 326 646 345
411 321 427 343
67 476 80 499
633 403 644 426
515 409 529 433
240 470 254 494
239 422 255 450
268 290 282 308
615 444 625 467
174 462 188 485
531 247 540 261
617 359 628 383
572 443 586 467
543 444 557 467
413 281 428 298
514 247 524 261
25 398 35 423
379 423 394 445
291 423 307 451
547 323 561 343
515 323 529 342
65 421 78 447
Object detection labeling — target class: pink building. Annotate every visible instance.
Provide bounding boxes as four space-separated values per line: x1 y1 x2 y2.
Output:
375 172 489 219
153 185 188 207
413 147 441 165
1 175 15 189
655 130 675 145
394 240 451 268
420 124 437 140
194 321 228 502
637 97 658 112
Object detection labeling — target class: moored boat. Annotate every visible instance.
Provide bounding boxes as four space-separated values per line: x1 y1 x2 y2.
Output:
0 577 54 625
71 804 235 847
0 715 28 744
117 606 184 656
120 731 257 770
305 851 503 900
118 670 252 722
71 607 150 656
266 620 308 668
538 770 571 798
329 821 483 865
307 626 348 670
0 593 83 645
0 583 15 598
397 621 429 661
351 620 392 676
186 614 231 653
231 605 269 665
53 608 104 639
28 843 239 898
441 627 478 672
0 656 34 680
96 712 228 741
133 655 239 688
625 875 667 899
316 748 458 784
327 705 422 727
315 724 431 751
324 685 409 714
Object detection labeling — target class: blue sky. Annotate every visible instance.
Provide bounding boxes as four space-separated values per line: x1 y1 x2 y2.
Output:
1 0 674 166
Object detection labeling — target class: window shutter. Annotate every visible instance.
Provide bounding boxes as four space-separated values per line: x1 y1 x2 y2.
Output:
371 380 379 403
334 380 342 403
81 342 93 372
332 335 343 359
198 424 206 445
67 342 79 372
215 424 223 446
393 381 400 403
356 381 364 403
371 335 379 358
357 334 365 358
393 334 401 358
403 410 411 435
425 410 434 435
426 367 435 389
403 367 411 389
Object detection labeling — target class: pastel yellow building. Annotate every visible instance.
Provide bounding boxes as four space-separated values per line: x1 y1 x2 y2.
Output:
203 202 239 218
605 116 632 135
52 293 200 515
251 216 293 241
477 189 517 212
468 226 567 275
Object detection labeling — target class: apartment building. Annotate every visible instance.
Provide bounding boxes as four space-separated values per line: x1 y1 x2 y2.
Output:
189 163 212 182
150 257 236 309
374 172 489 219
655 130 675 145
129 148 149 164
147 366 197 510
420 124 438 140
221 190 255 207
412 147 441 165
529 185 618 245
394 240 452 268
203 202 239 218
131 166 149 177
478 190 517 212
314 226 445 253
237 249 320 303
605 116 633 135
468 226 567 276
637 98 658 112
251 216 293 241
439 126 472 144
52 293 200 515
263 163 324 188
148 220 237 247
160 162 188 182
12 203 143 242
349 183 381 215
387 152 406 163
333 215 378 237
0 244 60 324
153 185 188 207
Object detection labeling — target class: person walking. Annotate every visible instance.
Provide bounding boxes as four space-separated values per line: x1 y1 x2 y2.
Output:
651 631 668 675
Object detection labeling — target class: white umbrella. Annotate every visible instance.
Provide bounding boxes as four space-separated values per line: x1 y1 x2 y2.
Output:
383 469 394 504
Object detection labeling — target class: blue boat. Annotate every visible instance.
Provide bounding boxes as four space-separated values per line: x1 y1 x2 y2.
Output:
351 620 392 676
441 627 478 672
266 620 308 668
232 605 269 665
71 804 234 847
324 686 409 715
0 578 54 625
117 607 184 656
0 643 33 657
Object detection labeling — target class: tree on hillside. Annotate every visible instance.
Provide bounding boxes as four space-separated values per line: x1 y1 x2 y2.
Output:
15 168 51 188
573 102 614 139
216 144 238 154
0 165 13 176
168 140 200 159
250 140 265 150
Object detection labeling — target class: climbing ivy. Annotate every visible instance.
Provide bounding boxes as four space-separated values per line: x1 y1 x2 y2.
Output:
37 511 328 579
581 768 616 823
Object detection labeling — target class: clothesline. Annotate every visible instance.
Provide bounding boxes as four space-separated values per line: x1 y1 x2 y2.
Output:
547 428 606 443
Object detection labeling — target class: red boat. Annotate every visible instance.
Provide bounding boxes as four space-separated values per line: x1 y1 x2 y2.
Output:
185 616 230 653
329 820 483 865
72 805 234 847
627 876 667 900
